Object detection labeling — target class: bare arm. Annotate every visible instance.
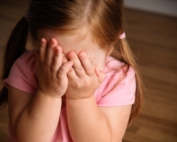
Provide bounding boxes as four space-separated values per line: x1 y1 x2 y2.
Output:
8 87 62 142
8 38 73 142
66 96 131 142
66 96 111 142
65 51 131 142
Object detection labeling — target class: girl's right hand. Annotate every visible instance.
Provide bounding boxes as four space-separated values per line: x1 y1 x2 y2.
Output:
35 38 73 98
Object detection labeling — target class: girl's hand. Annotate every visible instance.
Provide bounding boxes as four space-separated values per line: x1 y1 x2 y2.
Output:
35 38 73 98
65 51 105 100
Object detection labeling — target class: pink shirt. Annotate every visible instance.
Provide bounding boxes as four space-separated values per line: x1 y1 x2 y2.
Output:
4 51 136 142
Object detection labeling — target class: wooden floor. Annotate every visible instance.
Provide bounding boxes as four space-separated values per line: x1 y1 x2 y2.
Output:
0 1 177 142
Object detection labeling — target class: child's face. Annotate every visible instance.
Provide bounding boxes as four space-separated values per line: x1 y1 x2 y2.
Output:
37 28 108 70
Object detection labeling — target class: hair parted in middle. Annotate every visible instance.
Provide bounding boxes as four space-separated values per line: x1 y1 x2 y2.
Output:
27 0 124 50
27 0 142 123
1 0 143 123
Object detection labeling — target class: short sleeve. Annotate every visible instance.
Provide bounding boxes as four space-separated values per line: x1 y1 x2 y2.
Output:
95 57 136 107
3 51 38 94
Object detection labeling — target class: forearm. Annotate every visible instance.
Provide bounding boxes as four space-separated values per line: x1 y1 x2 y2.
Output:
66 96 112 142
13 90 62 142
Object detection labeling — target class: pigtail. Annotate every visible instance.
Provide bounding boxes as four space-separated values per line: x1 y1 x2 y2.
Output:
0 17 29 106
119 39 144 123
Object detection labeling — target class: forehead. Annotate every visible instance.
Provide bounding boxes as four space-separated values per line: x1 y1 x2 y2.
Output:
36 28 108 70
37 28 97 54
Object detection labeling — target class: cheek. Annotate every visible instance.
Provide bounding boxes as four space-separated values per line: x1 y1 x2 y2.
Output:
92 49 107 68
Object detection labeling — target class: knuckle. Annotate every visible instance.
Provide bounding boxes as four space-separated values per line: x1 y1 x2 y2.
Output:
84 79 90 87
75 67 83 71
58 67 67 77
74 81 82 88
77 79 89 88
60 65 67 73
58 70 63 78
51 63 58 70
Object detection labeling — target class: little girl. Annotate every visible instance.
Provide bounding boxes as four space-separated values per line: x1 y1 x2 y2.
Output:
0 0 143 142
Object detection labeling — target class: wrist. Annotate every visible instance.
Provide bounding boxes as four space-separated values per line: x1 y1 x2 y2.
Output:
36 89 63 100
65 95 95 103
65 91 95 100
65 95 93 100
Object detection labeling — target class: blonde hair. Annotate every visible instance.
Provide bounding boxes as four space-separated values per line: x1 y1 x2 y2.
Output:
1 0 143 123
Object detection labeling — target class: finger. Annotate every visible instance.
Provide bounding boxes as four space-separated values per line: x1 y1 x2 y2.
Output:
67 67 78 81
62 54 68 64
52 46 63 73
78 52 95 76
67 52 85 77
39 38 47 63
46 38 58 66
57 61 73 79
95 67 106 84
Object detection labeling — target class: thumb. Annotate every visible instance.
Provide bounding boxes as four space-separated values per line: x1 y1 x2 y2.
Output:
95 67 105 84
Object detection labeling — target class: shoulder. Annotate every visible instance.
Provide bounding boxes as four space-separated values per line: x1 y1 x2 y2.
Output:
10 50 37 79
4 50 38 94
95 56 136 106
14 50 36 72
104 56 135 83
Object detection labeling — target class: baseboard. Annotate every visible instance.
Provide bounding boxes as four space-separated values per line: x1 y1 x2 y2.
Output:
124 0 177 17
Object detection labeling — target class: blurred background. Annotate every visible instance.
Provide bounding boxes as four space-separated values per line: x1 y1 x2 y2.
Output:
0 0 177 142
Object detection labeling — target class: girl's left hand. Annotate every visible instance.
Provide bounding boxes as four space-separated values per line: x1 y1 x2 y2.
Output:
65 51 105 100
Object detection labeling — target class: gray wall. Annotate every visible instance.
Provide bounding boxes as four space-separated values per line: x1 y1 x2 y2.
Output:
125 0 177 17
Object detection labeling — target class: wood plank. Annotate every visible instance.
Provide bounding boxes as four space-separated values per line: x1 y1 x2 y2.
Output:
0 1 177 142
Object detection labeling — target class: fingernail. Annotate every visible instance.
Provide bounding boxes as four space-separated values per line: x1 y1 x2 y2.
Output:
68 52 75 58
79 51 86 57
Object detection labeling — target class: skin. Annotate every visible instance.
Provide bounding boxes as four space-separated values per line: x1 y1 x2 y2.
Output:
37 28 107 71
8 28 132 142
